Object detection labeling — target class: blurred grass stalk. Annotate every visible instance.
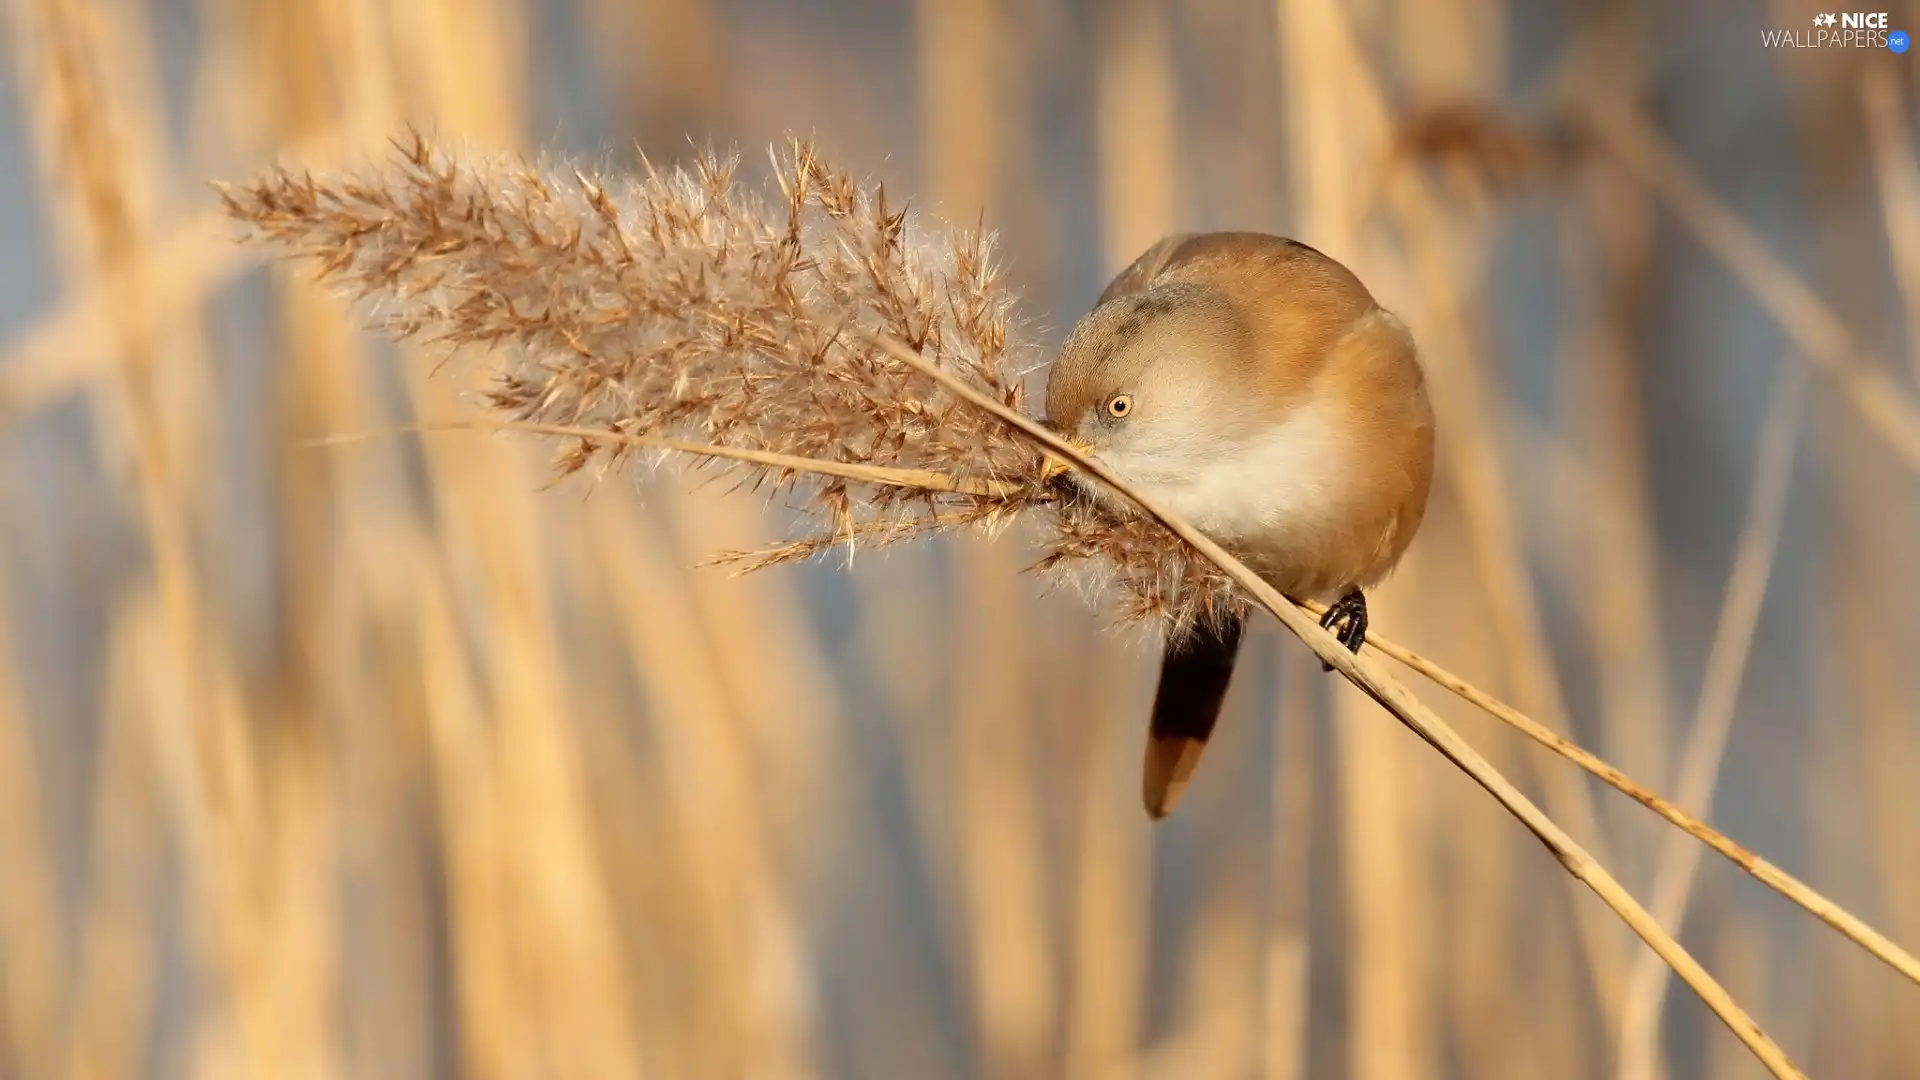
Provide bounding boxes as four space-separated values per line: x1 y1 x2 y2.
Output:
4 0 1920 1078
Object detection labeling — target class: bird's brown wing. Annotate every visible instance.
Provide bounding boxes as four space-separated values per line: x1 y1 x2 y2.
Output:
1095 232 1198 308
1142 615 1245 818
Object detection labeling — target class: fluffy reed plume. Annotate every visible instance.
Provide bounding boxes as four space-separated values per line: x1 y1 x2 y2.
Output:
219 134 1246 634
1389 99 1581 197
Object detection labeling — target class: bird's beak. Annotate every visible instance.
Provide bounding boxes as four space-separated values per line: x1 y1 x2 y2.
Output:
1039 439 1091 484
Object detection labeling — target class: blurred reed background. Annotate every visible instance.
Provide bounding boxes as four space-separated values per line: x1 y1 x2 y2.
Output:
2 0 1918 1077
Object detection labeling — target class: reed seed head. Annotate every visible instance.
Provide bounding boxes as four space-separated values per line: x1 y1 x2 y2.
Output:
221 133 1248 637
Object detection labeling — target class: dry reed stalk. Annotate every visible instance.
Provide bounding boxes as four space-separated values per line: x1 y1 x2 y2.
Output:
409 565 533 1079
1616 368 1804 1080
272 3 658 1075
0 97 419 429
1302 10 1634 1024
1274 7 1440 1073
635 396 845 1029
558 527 703 1078
1495 375 1920 995
1383 174 1634 1018
655 487 842 857
1069 11 1174 1075
394 0 527 142
1278 0 1362 253
386 157 652 1080
1803 199 1920 1080
1826 548 1920 1075
38 2 345 1053
336 584 442 1079
588 490 813 1078
1860 68 1920 385
15 1 303 1074
1315 594 1920 990
1583 100 1920 473
1408 517 1546 1076
1557 150 1677 860
1850 58 1920 1037
1389 91 1920 1007
1178 862 1261 1075
414 474 644 1080
1334 634 1436 1080
1261 641 1314 1080
1790 56 1920 1077
1096 0 1181 268
1757 66 1918 1071
913 11 1061 1072
845 549 986 1080
1062 641 1151 1080
583 0 729 149
64 594 169 1080
0 208 249 423
1132 997 1265 1080
0 568 60 1080
317 418 1024 497
230 6 430 1073
15 0 201 708
948 530 1059 1080
1705 899 1775 1080
1405 12 1579 1074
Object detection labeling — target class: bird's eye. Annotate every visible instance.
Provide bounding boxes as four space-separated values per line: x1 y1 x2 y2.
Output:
1106 394 1133 418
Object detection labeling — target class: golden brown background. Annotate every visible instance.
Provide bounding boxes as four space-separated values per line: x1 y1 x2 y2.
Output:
2 1 1918 1077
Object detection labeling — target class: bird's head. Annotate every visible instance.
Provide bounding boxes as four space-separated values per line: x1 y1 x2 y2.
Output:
1040 282 1268 490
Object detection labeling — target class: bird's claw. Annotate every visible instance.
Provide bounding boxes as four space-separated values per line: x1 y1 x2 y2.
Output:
1317 590 1369 672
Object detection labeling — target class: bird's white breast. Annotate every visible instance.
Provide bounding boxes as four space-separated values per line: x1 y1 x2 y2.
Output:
1097 396 1355 565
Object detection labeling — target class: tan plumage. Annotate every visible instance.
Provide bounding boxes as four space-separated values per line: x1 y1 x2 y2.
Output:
1043 232 1434 818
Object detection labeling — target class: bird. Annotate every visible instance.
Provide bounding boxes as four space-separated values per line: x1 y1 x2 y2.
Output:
1041 232 1435 819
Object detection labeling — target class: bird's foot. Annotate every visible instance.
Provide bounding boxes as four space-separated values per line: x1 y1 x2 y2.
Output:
1317 590 1368 672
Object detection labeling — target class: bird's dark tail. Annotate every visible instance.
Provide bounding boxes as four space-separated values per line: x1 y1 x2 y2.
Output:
1142 615 1246 819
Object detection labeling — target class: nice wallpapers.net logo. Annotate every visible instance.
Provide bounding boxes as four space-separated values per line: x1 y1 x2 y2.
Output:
1760 11 1910 51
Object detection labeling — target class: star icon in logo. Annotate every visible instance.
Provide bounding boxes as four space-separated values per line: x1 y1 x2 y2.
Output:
1813 12 1837 26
